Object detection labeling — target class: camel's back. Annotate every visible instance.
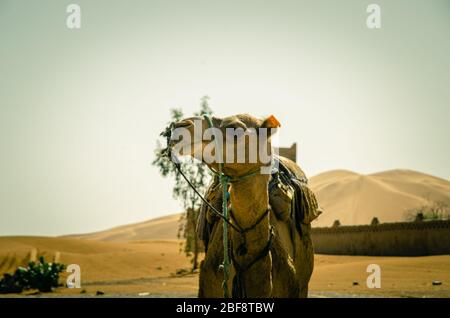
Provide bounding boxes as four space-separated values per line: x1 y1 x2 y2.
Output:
271 155 321 225
276 155 308 182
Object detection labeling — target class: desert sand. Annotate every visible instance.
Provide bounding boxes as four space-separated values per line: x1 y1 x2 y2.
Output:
310 169 450 227
66 214 181 242
1 169 449 297
0 236 449 298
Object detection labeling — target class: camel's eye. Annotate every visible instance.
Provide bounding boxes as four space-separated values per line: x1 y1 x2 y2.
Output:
221 121 246 130
221 121 247 139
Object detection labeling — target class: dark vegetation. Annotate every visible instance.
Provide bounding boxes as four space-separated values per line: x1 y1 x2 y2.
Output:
0 256 65 293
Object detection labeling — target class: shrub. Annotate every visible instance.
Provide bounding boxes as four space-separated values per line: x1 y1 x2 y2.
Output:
405 200 450 222
0 256 66 293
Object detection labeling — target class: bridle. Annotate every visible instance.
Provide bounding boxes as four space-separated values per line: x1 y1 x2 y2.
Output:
165 114 275 298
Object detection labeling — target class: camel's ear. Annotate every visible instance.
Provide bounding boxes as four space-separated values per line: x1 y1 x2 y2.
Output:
261 115 281 129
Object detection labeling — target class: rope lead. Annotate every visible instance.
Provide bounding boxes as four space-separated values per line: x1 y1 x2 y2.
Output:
221 174 231 298
203 114 233 298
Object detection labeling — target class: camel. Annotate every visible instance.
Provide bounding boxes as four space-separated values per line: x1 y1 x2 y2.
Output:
170 113 321 298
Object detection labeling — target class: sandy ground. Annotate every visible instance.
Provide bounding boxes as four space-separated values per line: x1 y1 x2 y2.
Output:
1 236 448 298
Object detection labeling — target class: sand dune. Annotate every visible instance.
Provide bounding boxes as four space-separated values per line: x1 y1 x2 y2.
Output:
68 169 450 241
67 214 181 242
309 169 450 227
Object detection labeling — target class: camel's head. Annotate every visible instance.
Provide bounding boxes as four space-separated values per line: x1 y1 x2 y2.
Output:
169 113 281 177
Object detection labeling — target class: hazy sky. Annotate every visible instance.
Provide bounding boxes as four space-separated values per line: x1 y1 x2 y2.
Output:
0 0 449 236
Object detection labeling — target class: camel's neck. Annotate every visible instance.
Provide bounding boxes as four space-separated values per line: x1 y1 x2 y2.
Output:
229 173 271 257
228 173 273 297
229 174 270 231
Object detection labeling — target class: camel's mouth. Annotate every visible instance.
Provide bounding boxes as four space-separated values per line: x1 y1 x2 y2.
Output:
160 121 198 157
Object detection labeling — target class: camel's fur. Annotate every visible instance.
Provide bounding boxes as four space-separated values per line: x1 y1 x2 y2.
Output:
171 114 320 298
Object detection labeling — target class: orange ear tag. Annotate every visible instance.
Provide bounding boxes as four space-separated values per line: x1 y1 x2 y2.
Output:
267 115 281 128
